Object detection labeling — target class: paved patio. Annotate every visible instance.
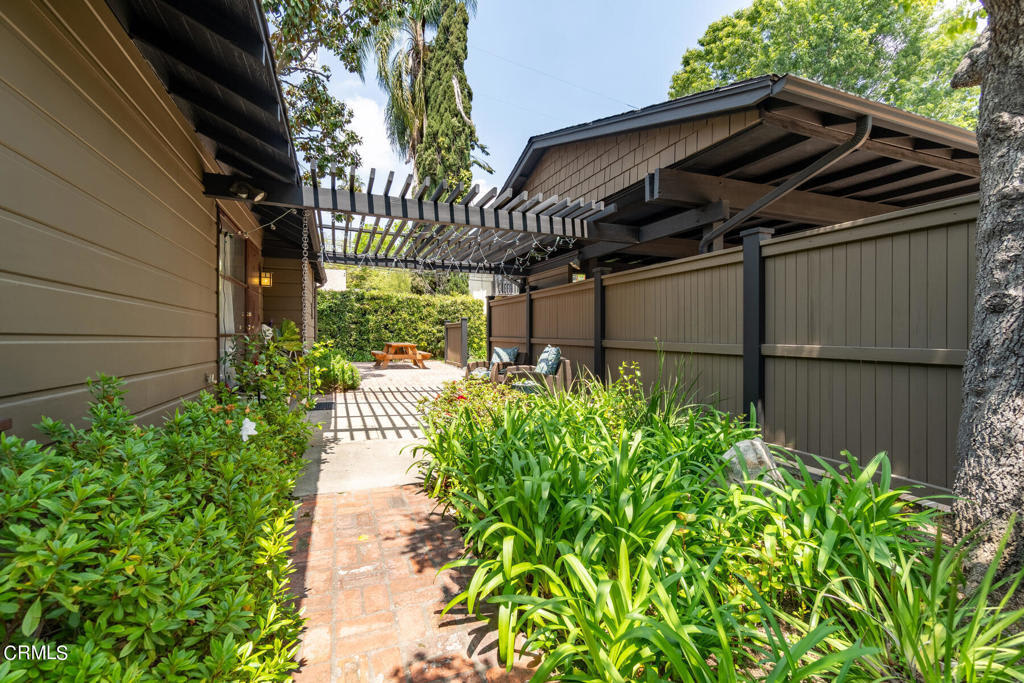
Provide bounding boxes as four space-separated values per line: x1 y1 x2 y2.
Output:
289 361 537 682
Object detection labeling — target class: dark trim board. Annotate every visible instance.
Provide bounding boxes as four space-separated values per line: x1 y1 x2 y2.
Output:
649 169 894 225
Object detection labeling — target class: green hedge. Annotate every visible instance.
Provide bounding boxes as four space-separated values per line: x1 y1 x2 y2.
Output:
317 290 485 362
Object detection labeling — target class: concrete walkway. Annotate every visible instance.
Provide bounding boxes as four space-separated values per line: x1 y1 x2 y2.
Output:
294 361 462 497
289 361 536 682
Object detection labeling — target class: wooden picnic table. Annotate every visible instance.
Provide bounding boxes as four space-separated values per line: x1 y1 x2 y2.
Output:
371 342 432 369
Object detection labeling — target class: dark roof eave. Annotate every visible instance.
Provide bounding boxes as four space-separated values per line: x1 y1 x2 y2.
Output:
252 2 302 185
772 75 978 152
502 73 979 196
501 75 782 194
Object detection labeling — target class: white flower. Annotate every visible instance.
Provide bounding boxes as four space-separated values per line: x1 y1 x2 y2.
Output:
240 417 258 442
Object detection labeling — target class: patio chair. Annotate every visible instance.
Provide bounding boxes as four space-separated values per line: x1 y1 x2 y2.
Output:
504 345 574 392
465 347 529 384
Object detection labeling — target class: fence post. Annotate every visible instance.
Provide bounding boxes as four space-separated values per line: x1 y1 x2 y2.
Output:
524 287 533 363
592 267 611 380
485 295 494 362
741 227 774 425
460 317 468 367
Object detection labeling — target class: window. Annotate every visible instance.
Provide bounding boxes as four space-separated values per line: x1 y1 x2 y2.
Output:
217 211 260 383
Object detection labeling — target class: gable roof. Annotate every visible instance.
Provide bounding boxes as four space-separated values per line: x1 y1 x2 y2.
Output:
503 74 978 198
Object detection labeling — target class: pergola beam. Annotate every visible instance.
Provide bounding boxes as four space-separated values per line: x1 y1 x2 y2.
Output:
577 203 727 261
648 167 896 226
204 173 601 240
320 253 516 274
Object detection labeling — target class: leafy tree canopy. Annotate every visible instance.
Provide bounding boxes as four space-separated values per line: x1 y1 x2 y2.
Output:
264 0 407 179
668 0 983 128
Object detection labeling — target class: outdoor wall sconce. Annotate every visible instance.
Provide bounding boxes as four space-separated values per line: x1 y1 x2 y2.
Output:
229 180 266 202
259 271 273 287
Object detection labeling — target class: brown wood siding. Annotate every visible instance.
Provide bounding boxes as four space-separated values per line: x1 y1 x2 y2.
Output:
264 257 314 338
487 196 977 493
0 0 264 440
522 110 760 201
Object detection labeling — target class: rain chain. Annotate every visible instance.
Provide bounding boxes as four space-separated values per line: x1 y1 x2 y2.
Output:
301 209 310 348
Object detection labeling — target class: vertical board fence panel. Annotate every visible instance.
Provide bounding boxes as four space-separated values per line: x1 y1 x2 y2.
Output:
761 196 976 494
488 294 527 352
603 251 744 414
488 196 978 494
530 280 594 372
444 318 469 367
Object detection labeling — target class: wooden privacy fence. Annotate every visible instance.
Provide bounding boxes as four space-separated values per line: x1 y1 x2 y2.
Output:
444 317 469 367
487 195 978 494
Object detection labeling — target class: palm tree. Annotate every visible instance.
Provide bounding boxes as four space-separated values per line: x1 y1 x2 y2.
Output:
354 0 476 180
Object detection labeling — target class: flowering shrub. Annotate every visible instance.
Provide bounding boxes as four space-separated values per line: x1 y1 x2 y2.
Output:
0 363 313 678
417 376 532 430
222 322 316 405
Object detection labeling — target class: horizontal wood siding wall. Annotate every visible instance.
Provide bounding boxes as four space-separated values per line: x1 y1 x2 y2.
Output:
603 252 744 413
486 196 978 493
264 257 314 337
761 197 976 492
0 0 263 439
530 281 594 371
522 110 760 201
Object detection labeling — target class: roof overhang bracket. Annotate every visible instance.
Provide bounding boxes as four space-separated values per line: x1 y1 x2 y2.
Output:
698 114 873 253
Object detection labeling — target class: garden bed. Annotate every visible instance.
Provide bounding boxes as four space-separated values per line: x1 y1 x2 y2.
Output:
0 326 326 681
414 365 1024 681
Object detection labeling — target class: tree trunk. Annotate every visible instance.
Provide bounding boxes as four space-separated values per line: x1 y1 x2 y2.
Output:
950 0 1024 591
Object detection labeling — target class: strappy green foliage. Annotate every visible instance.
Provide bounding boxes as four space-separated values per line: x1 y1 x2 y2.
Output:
415 367 1024 681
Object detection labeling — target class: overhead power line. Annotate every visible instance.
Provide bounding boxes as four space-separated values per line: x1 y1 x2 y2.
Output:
469 43 640 111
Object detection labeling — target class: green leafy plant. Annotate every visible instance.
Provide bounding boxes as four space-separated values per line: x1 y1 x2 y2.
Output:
0 360 313 679
417 376 531 431
414 364 1024 680
308 345 361 392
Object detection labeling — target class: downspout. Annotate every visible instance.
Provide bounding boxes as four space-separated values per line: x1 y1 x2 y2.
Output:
698 115 873 253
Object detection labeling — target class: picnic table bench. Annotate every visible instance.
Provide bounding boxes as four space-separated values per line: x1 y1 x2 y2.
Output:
371 342 432 369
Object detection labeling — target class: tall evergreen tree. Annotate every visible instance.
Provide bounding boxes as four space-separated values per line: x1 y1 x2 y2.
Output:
415 0 491 193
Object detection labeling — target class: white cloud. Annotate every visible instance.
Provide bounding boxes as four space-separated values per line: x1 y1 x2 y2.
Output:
326 63 497 195
346 95 413 182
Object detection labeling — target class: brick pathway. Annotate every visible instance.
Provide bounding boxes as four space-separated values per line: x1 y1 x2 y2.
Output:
289 484 537 682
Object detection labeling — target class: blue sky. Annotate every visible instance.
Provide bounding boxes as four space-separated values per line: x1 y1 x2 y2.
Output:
323 0 750 193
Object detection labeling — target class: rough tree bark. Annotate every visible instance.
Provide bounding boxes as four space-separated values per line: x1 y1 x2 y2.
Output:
950 0 1024 591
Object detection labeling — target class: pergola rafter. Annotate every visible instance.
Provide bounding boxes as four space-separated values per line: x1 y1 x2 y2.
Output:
204 168 619 274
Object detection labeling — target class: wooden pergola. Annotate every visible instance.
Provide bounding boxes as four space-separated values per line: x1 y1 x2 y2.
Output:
196 75 980 280
203 169 623 275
